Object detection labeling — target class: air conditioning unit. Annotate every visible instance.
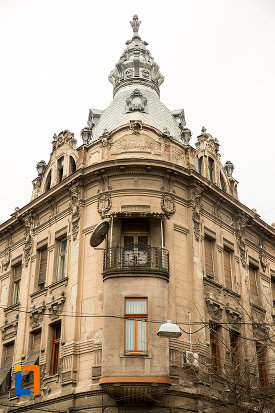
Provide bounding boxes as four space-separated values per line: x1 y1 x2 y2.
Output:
183 351 198 367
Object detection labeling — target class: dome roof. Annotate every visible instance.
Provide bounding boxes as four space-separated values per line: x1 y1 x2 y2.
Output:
81 16 187 144
91 84 183 142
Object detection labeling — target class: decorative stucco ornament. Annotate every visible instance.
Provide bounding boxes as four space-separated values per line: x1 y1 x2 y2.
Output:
109 15 164 97
125 89 148 113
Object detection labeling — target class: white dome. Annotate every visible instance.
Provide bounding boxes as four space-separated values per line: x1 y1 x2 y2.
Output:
91 84 182 142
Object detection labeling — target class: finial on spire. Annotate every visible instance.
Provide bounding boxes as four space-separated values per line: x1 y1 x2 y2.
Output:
130 15 140 35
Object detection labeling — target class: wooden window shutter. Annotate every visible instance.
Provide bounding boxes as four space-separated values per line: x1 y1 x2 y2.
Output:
5 343 14 362
38 248 47 285
224 249 232 289
249 266 258 301
32 331 41 350
256 343 268 387
205 238 214 277
13 264 22 282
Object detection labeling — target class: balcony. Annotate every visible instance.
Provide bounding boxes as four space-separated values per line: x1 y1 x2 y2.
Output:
103 243 169 280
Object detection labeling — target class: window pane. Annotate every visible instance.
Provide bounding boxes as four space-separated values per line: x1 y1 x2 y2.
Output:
12 281 20 305
57 255 65 280
125 319 135 353
137 319 146 352
126 299 146 314
205 238 214 277
224 249 232 289
60 239 67 253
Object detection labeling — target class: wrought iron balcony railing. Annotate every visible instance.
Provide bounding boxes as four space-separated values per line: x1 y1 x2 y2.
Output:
103 243 169 276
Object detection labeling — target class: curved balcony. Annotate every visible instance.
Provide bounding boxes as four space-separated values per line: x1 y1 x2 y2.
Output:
103 243 169 280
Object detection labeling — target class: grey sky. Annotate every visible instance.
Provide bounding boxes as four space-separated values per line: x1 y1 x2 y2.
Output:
0 0 274 225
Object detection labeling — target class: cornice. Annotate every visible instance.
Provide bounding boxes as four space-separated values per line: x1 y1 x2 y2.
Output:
0 158 274 242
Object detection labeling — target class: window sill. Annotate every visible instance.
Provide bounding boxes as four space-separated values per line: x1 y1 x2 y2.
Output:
30 287 48 302
121 354 151 359
49 277 68 293
250 302 266 313
223 287 241 299
3 303 20 314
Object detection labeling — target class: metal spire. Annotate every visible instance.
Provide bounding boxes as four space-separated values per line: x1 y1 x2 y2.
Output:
130 15 141 35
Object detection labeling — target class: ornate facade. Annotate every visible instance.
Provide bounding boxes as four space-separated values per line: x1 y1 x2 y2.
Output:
0 15 274 413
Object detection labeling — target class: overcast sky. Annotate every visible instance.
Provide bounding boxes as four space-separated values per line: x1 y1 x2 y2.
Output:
0 0 274 226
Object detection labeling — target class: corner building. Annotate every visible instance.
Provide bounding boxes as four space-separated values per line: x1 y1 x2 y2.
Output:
0 15 275 413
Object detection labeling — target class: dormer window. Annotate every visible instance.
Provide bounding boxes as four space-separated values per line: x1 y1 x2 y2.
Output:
69 156 76 174
196 157 203 175
208 158 214 182
45 171 52 192
57 157 64 182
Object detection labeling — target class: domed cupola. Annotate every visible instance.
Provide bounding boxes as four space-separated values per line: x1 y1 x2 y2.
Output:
108 15 164 97
84 16 187 144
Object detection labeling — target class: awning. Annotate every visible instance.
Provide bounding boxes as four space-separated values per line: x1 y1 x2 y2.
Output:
0 362 12 385
22 350 40 376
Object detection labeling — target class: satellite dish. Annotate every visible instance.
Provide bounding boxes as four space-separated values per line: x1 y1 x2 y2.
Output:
90 221 109 247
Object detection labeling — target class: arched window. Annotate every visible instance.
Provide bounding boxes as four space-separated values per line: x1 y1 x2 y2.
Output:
208 158 214 182
57 157 64 182
196 157 203 174
45 171 52 192
220 172 226 192
69 156 76 174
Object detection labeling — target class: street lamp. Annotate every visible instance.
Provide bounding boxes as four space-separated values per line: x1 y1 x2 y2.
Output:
157 320 182 338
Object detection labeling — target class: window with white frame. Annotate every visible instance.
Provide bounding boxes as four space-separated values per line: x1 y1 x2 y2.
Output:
125 298 147 355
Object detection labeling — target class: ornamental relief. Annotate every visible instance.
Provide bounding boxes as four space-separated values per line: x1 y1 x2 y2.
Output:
161 193 175 219
225 307 242 331
111 134 161 154
206 298 224 321
97 194 112 218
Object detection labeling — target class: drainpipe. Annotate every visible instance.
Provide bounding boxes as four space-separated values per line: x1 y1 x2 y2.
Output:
109 216 113 264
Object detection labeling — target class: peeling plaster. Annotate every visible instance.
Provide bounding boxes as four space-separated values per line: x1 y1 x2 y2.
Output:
82 297 94 340
94 328 102 344
70 284 77 313
0 285 8 304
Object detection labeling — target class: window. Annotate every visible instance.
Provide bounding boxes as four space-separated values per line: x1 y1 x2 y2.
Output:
69 156 76 174
220 172 226 191
22 331 41 382
210 323 220 373
249 265 260 303
208 158 214 182
50 323 61 375
271 277 275 310
45 170 51 192
122 219 150 267
224 248 233 290
0 343 14 393
230 330 240 376
256 342 268 387
125 298 147 355
196 157 203 174
204 237 214 278
11 263 21 305
57 157 64 182
56 238 67 281
37 247 47 290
